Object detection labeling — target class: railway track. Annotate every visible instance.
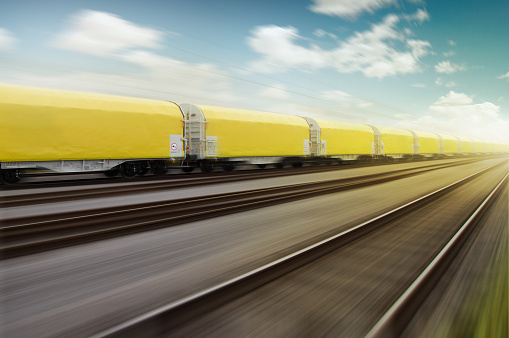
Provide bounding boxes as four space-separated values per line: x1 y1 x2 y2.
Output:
366 171 508 337
1 158 483 207
1 158 488 257
89 160 508 337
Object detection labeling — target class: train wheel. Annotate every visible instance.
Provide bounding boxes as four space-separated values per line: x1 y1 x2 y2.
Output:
104 168 119 177
257 164 267 169
292 162 303 168
1 169 21 184
200 161 214 173
182 165 194 173
152 162 168 176
223 163 235 172
275 162 284 169
136 165 149 176
120 163 137 178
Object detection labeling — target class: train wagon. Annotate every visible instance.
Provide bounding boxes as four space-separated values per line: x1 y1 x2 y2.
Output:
471 138 485 153
0 85 185 183
437 133 460 155
310 118 374 161
491 142 500 153
2 85 507 183
485 142 494 153
410 130 440 157
375 126 414 158
493 141 509 153
179 104 310 171
457 136 473 154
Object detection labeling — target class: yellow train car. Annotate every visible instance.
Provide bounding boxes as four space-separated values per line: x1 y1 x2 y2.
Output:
0 85 185 181
413 130 440 155
471 138 485 153
1 85 185 161
485 142 494 153
179 104 309 160
377 126 414 156
3 84 505 183
437 134 459 154
313 119 373 158
494 141 509 153
458 136 473 153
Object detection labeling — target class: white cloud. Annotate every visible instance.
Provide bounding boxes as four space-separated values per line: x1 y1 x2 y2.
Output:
434 60 466 74
2 50 235 106
445 81 457 88
435 77 443 86
321 89 373 109
247 25 324 72
443 51 455 57
313 29 337 40
396 91 509 142
404 9 429 23
309 0 397 19
259 84 290 100
322 90 352 99
0 28 16 50
498 71 509 80
434 91 472 106
448 40 456 46
119 51 233 102
247 14 431 79
53 10 164 56
410 83 426 88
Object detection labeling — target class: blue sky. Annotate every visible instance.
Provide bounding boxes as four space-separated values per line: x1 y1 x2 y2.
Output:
1 0 508 142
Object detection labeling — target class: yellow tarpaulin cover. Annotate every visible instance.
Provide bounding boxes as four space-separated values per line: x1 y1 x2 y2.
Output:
413 130 440 154
458 136 473 153
0 85 184 162
471 138 484 153
197 105 309 157
492 142 502 152
377 126 413 154
438 134 459 153
314 118 373 155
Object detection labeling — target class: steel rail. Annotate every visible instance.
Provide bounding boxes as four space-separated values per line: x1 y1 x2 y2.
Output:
365 171 509 338
3 165 347 206
1 160 477 258
1 158 482 227
1 158 480 207
89 161 506 338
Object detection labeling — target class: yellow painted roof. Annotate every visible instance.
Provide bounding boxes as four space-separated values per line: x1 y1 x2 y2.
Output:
314 118 374 133
0 85 178 115
197 105 308 127
377 126 413 137
413 130 440 140
436 133 458 141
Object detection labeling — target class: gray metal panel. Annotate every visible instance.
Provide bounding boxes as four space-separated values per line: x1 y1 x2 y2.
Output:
301 117 321 156
435 133 444 154
168 101 186 158
180 103 207 159
1 159 126 172
406 129 420 154
367 125 383 155
169 134 184 157
454 135 462 153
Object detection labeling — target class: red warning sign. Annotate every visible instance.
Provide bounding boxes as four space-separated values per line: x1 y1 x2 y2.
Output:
171 143 178 151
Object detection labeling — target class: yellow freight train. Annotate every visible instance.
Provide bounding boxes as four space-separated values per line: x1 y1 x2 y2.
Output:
1 85 507 183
